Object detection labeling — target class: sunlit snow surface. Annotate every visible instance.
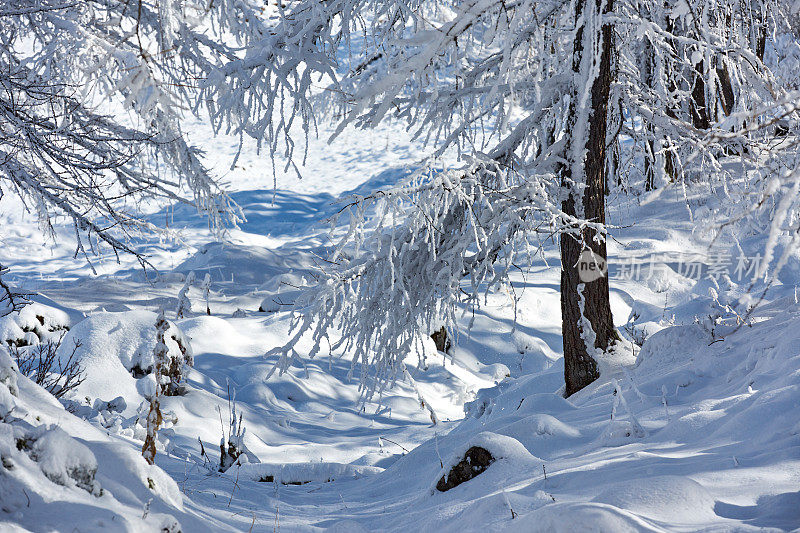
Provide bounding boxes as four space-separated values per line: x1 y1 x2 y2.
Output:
1 117 799 532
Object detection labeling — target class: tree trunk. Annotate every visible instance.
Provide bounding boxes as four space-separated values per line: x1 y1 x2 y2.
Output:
662 7 679 182
690 60 711 130
642 38 656 191
716 10 736 120
644 138 656 191
561 0 618 397
755 27 766 62
754 2 767 62
716 63 735 117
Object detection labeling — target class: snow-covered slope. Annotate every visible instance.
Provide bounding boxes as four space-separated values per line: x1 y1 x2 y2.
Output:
1 116 799 531
0 351 188 532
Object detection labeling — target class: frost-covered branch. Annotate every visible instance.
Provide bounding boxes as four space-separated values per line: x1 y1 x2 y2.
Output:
0 265 29 318
0 0 277 261
268 158 603 399
146 0 799 395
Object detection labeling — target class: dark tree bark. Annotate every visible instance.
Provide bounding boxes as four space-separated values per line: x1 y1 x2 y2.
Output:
642 37 657 191
716 10 736 120
690 60 711 130
754 2 767 62
659 4 679 182
716 63 735 118
755 28 766 62
644 138 656 191
560 0 619 397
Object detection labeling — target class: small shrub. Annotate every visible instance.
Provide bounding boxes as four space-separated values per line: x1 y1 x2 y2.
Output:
128 323 192 396
142 310 169 465
164 329 192 396
21 426 102 496
201 273 212 315
218 384 248 473
175 271 195 319
622 323 649 347
11 334 85 398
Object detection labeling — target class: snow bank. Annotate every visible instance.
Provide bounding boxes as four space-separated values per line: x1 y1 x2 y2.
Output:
24 425 102 495
0 350 187 531
593 476 717 524
510 502 661 532
232 461 382 485
176 242 305 285
343 301 800 531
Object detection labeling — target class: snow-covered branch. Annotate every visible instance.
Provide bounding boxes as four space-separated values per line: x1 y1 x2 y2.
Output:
252 0 800 394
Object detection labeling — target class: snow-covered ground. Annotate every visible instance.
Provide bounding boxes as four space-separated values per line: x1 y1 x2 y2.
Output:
1 117 799 532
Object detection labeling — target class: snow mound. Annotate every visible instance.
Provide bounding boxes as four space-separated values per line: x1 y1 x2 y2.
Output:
526 413 582 438
259 271 308 312
593 476 716 524
632 323 709 395
430 432 542 494
465 383 576 422
0 347 19 400
510 502 661 532
56 310 192 411
13 425 102 496
445 490 555 529
0 299 75 348
511 331 559 374
479 362 511 383
175 242 306 285
178 315 255 356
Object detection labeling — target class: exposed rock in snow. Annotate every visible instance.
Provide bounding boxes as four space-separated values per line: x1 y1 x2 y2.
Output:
435 445 494 492
431 432 542 495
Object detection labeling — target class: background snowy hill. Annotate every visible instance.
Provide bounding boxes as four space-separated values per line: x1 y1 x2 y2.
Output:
1 115 799 532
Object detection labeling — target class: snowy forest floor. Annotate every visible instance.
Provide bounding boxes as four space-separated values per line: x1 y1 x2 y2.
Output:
1 117 799 532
